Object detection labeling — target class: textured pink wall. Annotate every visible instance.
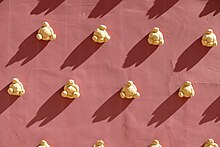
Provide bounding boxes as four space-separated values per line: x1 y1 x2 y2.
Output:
0 0 220 146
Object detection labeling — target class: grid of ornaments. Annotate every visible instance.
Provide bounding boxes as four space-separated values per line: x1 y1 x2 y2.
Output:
2 1 219 145
8 23 218 145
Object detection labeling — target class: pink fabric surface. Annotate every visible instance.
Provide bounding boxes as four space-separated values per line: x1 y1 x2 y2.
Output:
0 0 220 146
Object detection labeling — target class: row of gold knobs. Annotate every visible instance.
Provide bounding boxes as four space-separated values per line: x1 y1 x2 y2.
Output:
8 78 194 99
37 139 218 147
38 22 218 47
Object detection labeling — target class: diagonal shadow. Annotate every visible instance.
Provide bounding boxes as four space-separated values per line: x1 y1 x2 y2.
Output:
6 30 48 67
30 0 65 15
147 90 188 128
199 96 220 124
60 33 103 70
199 0 220 17
174 37 211 72
122 34 158 68
0 0 4 3
88 0 123 18
0 84 19 115
26 87 74 127
146 0 179 19
92 90 133 122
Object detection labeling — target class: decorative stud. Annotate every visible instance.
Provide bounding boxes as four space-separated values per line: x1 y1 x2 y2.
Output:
93 140 104 147
92 25 111 43
202 29 217 47
148 27 164 46
37 140 50 147
120 81 140 99
204 139 218 147
61 80 80 99
149 140 162 147
8 78 25 96
178 81 195 98
36 22 56 41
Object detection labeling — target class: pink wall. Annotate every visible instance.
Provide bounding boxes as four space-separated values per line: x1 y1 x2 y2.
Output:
0 0 220 146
